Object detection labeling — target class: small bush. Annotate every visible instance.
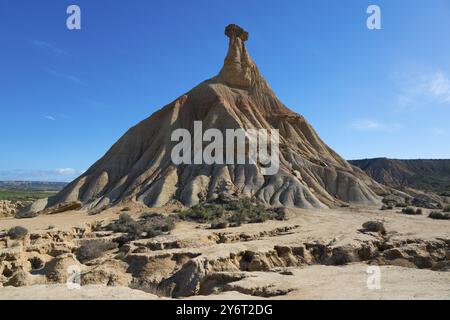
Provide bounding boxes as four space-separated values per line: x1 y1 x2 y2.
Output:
210 220 228 229
395 203 408 208
180 204 224 223
428 211 450 220
179 198 285 227
402 207 421 215
75 240 118 263
443 205 450 213
140 212 160 219
161 217 176 232
272 207 288 221
107 212 175 239
141 215 176 237
140 222 161 238
7 226 29 240
362 221 386 235
114 252 126 260
107 212 138 233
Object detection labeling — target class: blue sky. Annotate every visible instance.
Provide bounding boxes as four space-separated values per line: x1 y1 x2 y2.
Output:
1 0 449 182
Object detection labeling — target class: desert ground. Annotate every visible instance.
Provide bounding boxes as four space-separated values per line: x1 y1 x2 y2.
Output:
1 205 449 300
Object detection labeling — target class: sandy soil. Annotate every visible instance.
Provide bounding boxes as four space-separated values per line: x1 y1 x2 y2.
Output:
1 264 448 300
0 284 160 300
1 206 449 300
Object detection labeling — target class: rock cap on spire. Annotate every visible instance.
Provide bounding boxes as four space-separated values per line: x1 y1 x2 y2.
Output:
225 24 249 42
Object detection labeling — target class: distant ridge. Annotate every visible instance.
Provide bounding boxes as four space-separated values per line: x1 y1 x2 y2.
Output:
349 158 450 194
0 181 67 191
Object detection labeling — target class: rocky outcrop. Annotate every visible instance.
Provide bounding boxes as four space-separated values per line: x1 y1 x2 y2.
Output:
0 200 26 217
17 200 82 219
1 211 449 298
25 24 387 217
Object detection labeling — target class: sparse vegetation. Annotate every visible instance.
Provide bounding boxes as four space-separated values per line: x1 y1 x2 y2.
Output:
443 205 450 213
210 220 228 229
106 212 175 239
362 221 386 235
114 252 126 260
428 211 450 220
179 203 225 223
107 212 136 233
75 239 118 263
0 189 56 201
402 207 422 215
7 226 29 239
395 203 408 208
381 204 393 210
178 198 287 229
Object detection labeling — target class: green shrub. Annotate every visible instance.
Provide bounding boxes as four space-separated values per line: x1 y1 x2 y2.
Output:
114 252 126 260
273 207 288 221
402 207 421 215
179 198 285 227
107 212 175 239
141 222 162 238
428 211 450 220
7 226 29 240
362 221 386 235
443 205 450 213
180 204 224 223
141 214 176 234
75 240 118 263
161 217 176 232
107 212 144 239
210 220 228 229
107 212 139 233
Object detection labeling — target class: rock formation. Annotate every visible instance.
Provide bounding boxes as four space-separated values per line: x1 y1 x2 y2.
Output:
0 200 26 217
350 158 450 194
21 24 387 217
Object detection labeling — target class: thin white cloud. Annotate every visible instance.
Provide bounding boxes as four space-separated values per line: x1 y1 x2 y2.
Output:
44 115 56 121
432 128 447 136
55 168 77 175
395 71 450 108
46 69 86 86
31 40 69 56
426 72 450 104
350 119 402 132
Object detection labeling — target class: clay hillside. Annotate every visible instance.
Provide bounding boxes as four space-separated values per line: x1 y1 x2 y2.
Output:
20 24 391 217
350 158 450 195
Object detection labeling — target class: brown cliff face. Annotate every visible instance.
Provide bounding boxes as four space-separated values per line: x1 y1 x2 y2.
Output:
22 24 385 217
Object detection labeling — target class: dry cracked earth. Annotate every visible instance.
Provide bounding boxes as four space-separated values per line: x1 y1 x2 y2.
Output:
0 206 449 300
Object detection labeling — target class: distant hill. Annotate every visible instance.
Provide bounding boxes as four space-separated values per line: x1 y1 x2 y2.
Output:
349 158 450 194
0 181 67 191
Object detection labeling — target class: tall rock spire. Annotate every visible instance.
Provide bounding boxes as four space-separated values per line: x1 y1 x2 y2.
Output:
18 23 385 217
218 24 259 89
